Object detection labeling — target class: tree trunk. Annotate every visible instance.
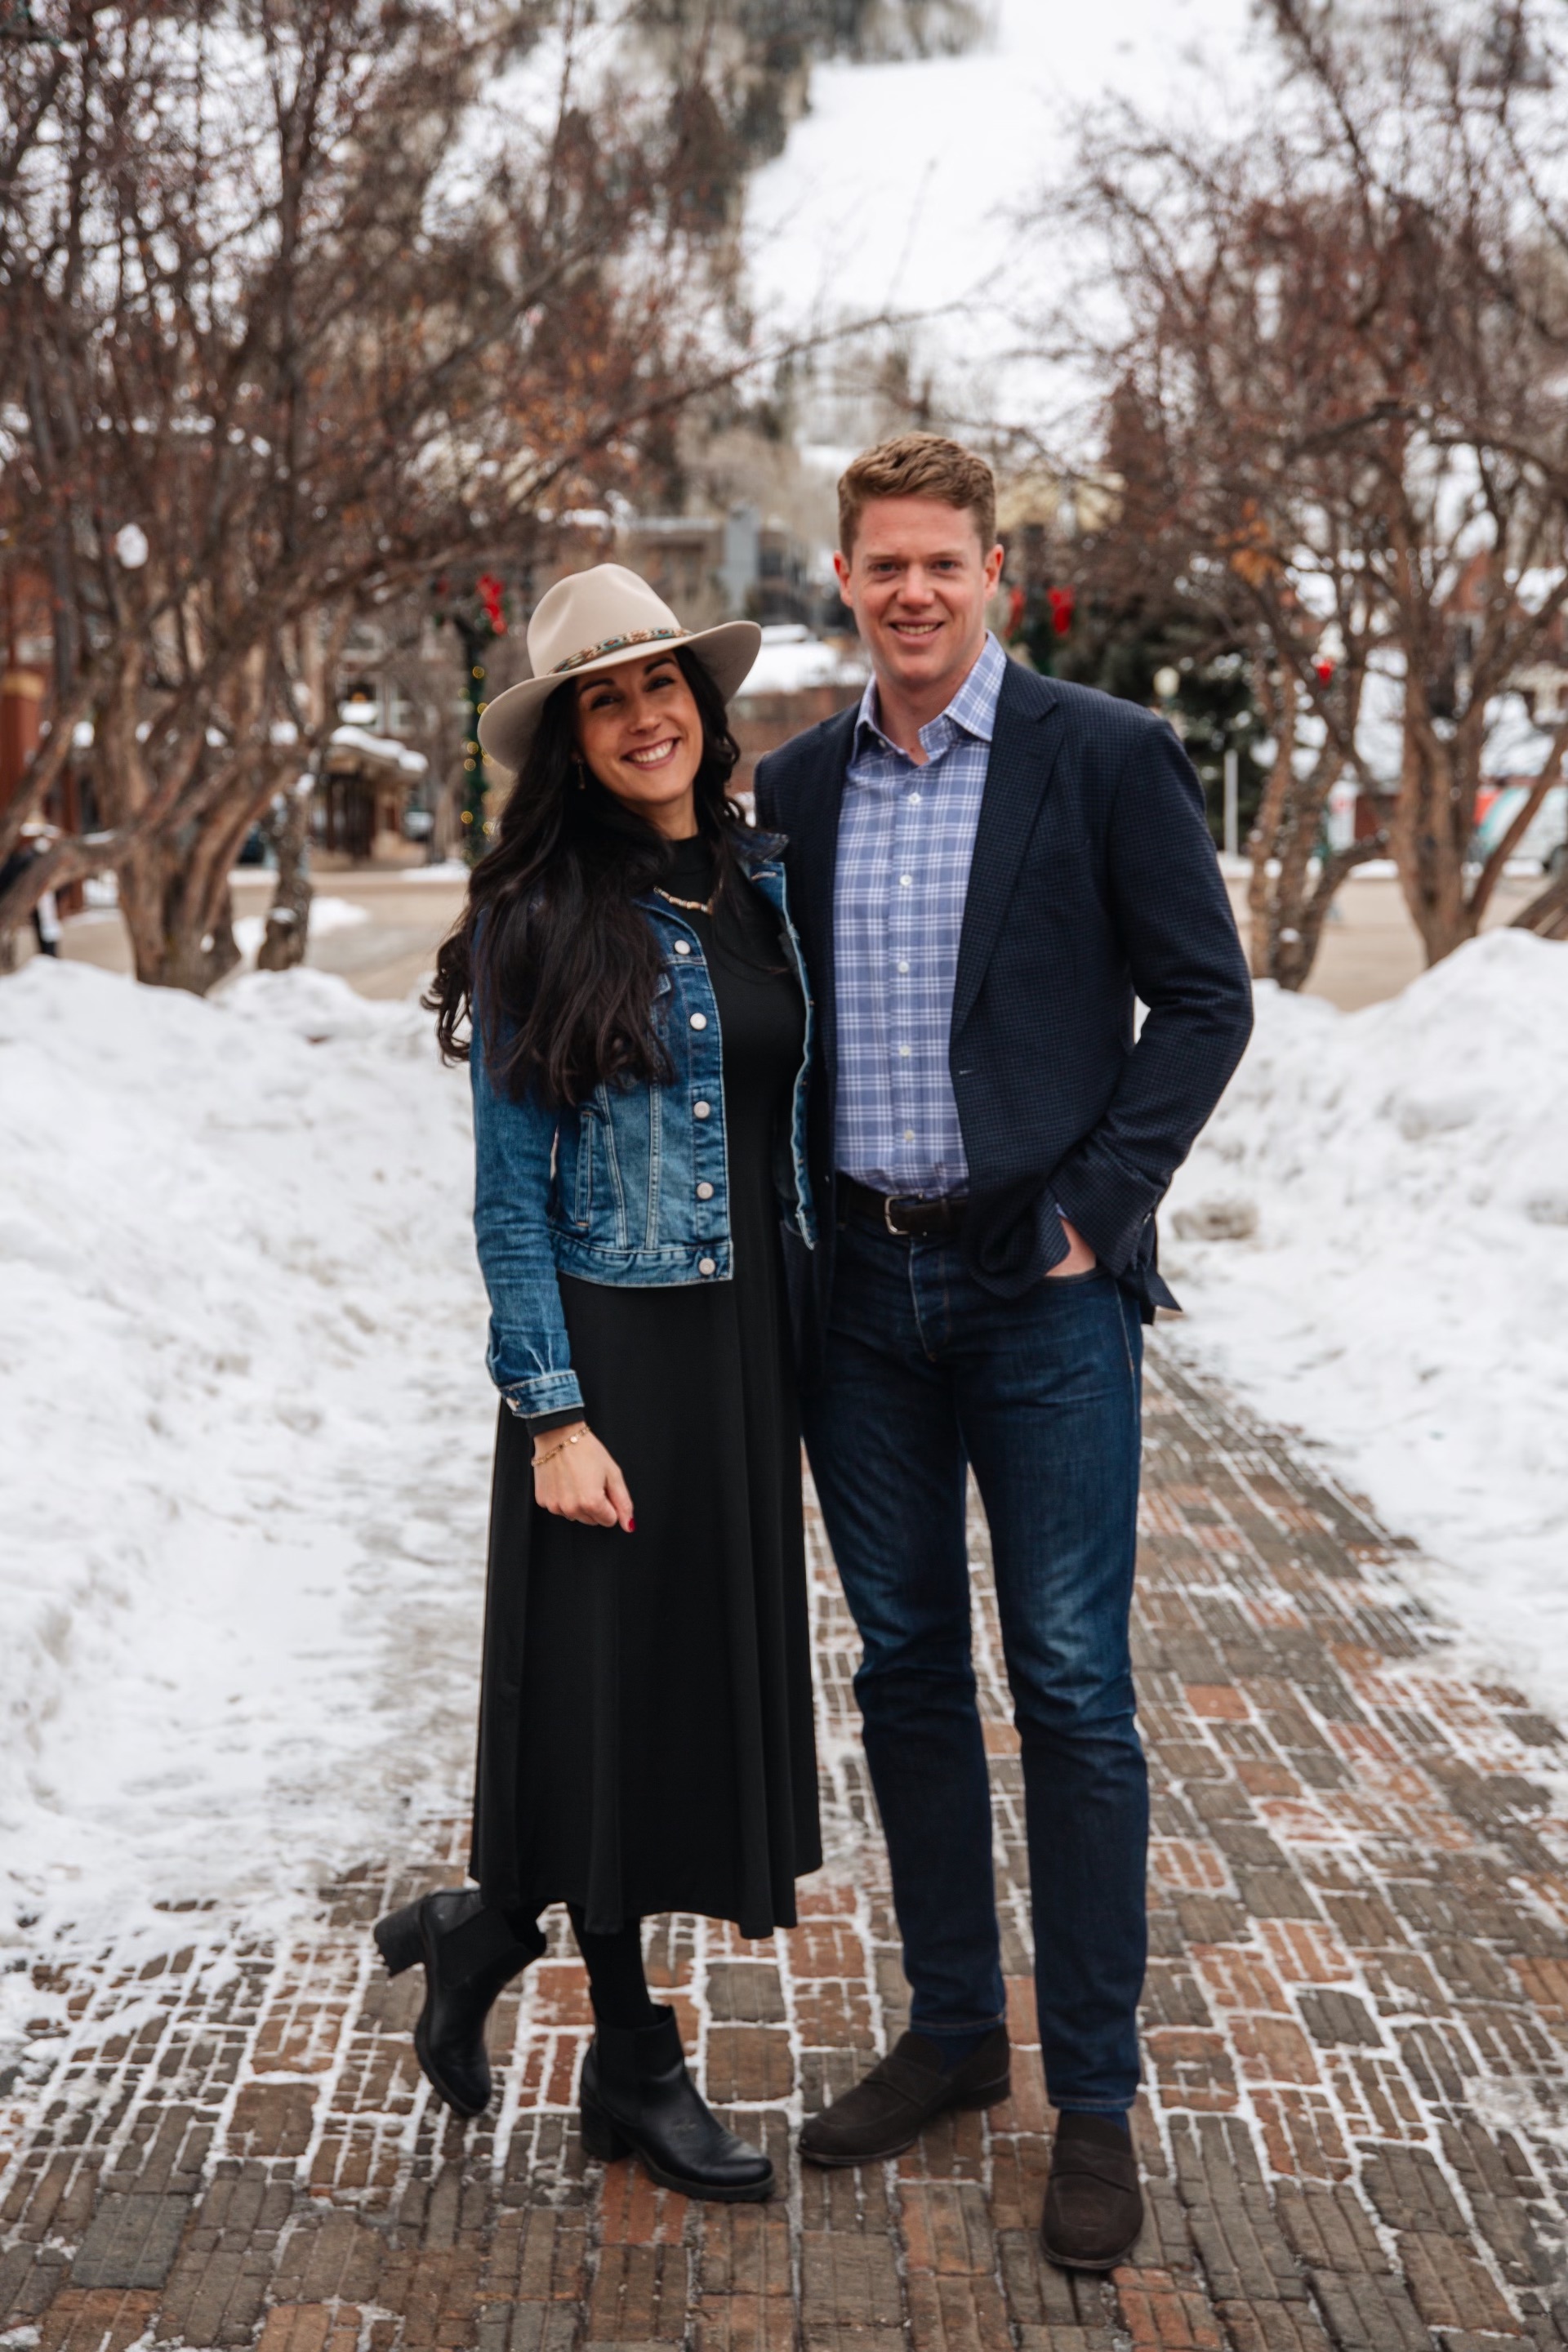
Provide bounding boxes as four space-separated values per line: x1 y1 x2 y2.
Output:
1390 716 1478 966
1512 866 1568 942
256 780 314 970
1246 761 1292 982
1242 664 1377 990
114 748 293 993
1246 666 1297 982
117 831 243 993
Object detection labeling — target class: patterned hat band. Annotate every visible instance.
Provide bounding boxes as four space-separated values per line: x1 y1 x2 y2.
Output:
549 626 684 677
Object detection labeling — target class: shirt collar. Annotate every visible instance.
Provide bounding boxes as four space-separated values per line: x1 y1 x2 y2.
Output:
853 630 1008 764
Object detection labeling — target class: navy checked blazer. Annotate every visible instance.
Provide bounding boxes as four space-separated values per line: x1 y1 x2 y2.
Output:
753 656 1254 1378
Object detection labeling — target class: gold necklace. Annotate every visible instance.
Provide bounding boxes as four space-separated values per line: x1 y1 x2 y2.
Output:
654 885 713 915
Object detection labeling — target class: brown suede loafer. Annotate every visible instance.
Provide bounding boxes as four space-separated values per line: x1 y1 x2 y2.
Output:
1040 2113 1144 2271
799 2028 1010 2167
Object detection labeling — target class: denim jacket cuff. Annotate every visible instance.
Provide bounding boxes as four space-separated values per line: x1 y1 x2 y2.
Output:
498 1370 586 1420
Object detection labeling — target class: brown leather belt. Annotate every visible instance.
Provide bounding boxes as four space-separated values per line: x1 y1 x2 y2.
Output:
839 1175 968 1241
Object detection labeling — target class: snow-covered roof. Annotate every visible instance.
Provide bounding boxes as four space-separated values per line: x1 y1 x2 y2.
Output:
737 626 866 700
327 724 427 777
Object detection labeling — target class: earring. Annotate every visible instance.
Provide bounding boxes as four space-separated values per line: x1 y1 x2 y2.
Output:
571 752 586 791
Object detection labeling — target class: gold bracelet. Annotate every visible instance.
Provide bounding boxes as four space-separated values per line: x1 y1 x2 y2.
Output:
533 1425 589 1470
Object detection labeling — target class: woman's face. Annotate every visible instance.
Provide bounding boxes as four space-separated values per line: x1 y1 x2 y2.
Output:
573 653 704 839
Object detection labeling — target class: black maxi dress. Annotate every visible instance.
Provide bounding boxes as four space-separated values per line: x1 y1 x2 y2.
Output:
470 838 822 1938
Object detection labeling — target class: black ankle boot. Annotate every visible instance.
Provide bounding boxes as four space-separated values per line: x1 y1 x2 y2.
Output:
579 2005 773 2201
375 1889 544 2119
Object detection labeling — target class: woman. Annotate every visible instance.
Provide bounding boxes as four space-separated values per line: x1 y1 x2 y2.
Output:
376 565 820 2203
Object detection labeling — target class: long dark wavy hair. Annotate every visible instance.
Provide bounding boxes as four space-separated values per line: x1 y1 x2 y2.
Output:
425 647 750 1107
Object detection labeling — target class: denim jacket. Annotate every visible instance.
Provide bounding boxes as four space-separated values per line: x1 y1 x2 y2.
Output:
471 835 816 1420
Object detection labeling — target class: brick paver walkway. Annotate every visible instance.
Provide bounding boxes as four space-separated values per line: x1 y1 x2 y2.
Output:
7 1346 1568 2352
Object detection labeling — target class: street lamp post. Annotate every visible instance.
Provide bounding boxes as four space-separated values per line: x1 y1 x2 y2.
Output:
432 572 509 864
1223 746 1240 860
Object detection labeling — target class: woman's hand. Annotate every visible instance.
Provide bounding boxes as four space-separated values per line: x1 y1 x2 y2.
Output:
532 1421 635 1531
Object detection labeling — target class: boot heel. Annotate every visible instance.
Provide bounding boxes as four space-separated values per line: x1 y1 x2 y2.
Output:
374 1902 425 1977
580 2100 631 2162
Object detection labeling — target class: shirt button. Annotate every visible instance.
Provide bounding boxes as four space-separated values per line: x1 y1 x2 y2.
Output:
696 1181 715 1200
899 874 912 887
693 1100 711 1119
898 1045 911 1058
904 1129 915 1141
911 792 922 804
898 960 910 973
697 1257 717 1276
675 939 692 956
689 1012 707 1030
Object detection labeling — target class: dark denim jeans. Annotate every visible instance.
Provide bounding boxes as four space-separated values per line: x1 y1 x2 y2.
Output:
801 1218 1148 2114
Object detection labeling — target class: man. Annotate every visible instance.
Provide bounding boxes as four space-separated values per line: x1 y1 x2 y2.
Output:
754 435 1252 2271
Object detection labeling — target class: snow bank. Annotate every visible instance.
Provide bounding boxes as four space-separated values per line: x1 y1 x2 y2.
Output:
1164 931 1568 1704
0 961 493 1954
231 892 370 962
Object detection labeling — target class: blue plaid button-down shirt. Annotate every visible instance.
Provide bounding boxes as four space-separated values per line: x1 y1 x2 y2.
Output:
833 632 1007 1197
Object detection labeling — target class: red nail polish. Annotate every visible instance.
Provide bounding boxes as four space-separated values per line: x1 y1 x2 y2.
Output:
626 1517 636 1533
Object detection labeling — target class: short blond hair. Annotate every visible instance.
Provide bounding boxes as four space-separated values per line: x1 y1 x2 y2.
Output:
837 433 997 559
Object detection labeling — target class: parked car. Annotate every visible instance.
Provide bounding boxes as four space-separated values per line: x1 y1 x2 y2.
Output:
1472 782 1567 875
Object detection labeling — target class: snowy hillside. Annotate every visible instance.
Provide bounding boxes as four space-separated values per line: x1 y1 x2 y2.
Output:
1165 932 1568 1706
0 963 494 1954
745 0 1264 431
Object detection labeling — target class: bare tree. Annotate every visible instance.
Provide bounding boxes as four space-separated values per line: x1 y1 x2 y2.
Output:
1026 0 1568 978
1263 0 1568 964
0 1 768 986
1034 144 1394 988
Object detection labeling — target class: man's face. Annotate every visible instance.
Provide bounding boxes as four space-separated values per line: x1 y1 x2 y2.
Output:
834 497 1004 703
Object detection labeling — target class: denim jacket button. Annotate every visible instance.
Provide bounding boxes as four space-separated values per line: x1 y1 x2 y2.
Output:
693 1100 711 1118
689 1013 707 1030
696 1182 715 1200
698 1257 717 1276
675 939 692 955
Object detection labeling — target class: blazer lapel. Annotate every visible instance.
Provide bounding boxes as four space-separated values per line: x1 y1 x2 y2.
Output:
786 705 857 1076
951 666 1063 1036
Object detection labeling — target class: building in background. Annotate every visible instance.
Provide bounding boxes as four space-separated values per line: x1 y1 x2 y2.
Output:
618 506 824 630
311 640 434 868
313 727 430 867
728 626 866 800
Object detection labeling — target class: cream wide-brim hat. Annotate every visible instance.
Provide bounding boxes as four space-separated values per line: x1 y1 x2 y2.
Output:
476 563 762 776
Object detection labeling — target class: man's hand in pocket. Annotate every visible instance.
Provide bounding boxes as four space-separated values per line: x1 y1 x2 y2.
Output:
1047 1216 1098 1277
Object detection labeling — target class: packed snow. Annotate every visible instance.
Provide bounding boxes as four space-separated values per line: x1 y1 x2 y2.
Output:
231 891 370 962
1 960 493 1971
1164 930 1568 1707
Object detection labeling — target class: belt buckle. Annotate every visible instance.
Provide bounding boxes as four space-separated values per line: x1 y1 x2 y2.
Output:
884 1192 911 1236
